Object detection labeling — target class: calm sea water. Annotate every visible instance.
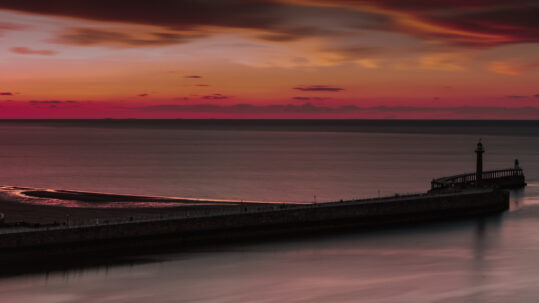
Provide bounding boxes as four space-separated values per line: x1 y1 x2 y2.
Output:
0 120 538 302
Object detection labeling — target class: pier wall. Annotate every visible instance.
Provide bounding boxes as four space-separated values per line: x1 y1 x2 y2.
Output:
0 189 509 251
482 175 526 189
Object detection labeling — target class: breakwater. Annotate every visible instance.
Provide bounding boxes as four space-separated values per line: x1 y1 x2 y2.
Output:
0 189 509 253
431 168 526 192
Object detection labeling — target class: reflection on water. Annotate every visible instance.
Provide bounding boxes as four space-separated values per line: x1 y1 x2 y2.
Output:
2 195 539 303
509 188 526 210
0 121 539 302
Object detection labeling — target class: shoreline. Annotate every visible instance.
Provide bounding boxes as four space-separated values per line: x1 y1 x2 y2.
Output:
0 185 292 227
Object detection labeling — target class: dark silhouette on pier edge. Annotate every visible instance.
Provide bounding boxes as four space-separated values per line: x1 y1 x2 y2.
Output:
476 140 484 183
430 141 526 192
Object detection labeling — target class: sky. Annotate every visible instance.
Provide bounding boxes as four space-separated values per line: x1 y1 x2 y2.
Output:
0 0 538 119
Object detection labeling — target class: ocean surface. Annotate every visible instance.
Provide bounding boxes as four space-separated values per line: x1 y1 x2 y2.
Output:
0 120 538 303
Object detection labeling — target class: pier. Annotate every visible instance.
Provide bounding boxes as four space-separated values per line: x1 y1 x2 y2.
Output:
431 141 526 192
0 187 510 275
0 189 509 251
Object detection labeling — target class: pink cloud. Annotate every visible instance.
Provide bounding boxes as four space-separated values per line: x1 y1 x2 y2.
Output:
0 22 26 36
201 93 229 100
488 61 539 75
11 47 57 56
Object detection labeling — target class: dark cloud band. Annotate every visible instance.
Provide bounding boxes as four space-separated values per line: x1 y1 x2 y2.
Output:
294 85 344 92
0 0 536 49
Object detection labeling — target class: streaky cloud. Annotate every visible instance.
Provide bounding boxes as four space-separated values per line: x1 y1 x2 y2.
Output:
29 100 78 104
10 47 57 55
506 95 528 99
293 97 331 101
201 94 229 100
28 100 79 109
294 85 344 92
56 28 200 47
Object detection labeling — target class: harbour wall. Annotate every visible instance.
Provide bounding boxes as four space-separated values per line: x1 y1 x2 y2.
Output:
430 175 525 193
0 189 509 252
482 175 526 189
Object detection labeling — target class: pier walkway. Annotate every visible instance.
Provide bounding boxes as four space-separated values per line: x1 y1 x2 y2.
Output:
431 168 525 191
0 189 496 236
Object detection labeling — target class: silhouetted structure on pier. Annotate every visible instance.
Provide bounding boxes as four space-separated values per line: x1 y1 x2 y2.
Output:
475 140 484 183
431 141 526 191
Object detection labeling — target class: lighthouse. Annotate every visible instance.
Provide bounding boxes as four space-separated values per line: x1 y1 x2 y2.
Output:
475 140 484 184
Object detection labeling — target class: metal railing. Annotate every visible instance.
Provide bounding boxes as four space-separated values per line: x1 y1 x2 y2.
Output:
431 168 523 189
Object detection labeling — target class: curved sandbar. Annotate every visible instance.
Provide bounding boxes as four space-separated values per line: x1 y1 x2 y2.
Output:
0 186 302 226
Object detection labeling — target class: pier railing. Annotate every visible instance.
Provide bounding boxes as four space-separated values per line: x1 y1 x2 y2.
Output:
431 168 524 190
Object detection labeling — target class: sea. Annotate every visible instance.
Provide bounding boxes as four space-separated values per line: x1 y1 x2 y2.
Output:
0 120 538 303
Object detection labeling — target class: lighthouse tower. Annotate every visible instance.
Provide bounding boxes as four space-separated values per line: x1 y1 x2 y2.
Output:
475 140 485 185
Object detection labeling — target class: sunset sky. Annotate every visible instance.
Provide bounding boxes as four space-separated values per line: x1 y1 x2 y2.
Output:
0 0 538 118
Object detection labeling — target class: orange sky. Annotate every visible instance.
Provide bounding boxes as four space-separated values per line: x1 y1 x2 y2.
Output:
0 0 538 118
